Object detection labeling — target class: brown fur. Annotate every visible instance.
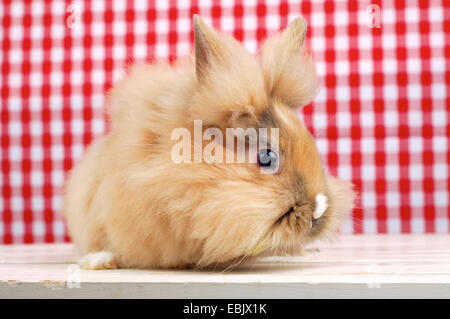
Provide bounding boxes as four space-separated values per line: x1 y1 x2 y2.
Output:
64 16 355 269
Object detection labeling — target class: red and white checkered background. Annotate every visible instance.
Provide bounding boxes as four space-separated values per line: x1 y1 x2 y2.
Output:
0 1 448 243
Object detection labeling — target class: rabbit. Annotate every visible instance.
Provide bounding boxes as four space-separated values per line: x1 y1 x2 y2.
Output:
63 15 355 270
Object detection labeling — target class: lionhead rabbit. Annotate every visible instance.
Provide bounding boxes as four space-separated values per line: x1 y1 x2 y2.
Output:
64 15 355 269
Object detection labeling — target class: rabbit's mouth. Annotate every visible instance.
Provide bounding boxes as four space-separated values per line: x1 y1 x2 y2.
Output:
274 206 295 224
270 203 313 236
270 199 329 239
275 193 328 226
274 201 313 224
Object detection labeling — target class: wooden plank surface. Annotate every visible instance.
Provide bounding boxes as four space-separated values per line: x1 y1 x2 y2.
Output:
0 234 449 298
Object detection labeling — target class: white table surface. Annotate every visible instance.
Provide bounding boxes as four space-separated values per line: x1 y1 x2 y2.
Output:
1 234 449 298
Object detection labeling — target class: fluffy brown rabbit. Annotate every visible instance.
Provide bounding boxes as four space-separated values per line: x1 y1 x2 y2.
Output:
64 15 355 270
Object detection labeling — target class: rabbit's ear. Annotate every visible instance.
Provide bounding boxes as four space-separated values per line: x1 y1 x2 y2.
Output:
280 16 308 53
193 15 229 83
260 17 317 108
190 15 267 124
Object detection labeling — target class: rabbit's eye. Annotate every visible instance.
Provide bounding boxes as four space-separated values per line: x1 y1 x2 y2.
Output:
257 149 278 169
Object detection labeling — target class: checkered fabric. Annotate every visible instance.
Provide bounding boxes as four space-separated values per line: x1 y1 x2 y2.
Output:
0 0 448 243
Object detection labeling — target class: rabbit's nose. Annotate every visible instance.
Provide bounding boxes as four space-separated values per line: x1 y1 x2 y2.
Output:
312 193 328 219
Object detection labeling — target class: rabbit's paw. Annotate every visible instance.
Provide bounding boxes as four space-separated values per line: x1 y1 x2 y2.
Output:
78 251 117 270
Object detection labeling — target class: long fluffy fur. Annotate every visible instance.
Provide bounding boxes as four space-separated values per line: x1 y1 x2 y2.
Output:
64 16 355 269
